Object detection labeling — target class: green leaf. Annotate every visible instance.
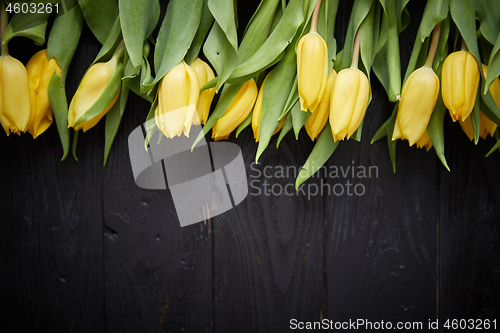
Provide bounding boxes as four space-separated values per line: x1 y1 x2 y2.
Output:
450 0 481 64
238 0 281 65
104 86 130 166
480 79 500 125
226 0 305 84
236 111 253 137
93 15 122 64
403 0 449 83
147 0 201 90
256 38 298 162
475 0 500 45
427 95 450 171
276 112 293 148
186 0 214 64
208 0 238 51
48 72 70 160
203 21 238 91
120 0 160 68
78 0 118 44
485 33 500 94
471 90 481 144
278 76 298 120
295 123 339 188
339 0 374 70
291 100 311 139
72 130 79 161
46 3 84 159
386 106 398 172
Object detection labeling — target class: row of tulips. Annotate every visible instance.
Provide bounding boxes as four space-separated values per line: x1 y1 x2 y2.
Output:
2 0 500 186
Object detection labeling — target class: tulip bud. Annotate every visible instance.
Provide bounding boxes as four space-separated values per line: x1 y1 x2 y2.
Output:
416 130 433 151
0 55 31 135
25 50 61 138
68 45 123 132
329 68 369 141
442 50 480 122
212 79 258 140
392 67 440 146
305 69 336 140
296 32 328 112
155 61 200 138
191 58 215 125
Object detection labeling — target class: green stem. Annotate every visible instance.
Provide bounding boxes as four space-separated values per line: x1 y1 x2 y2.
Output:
310 0 322 33
1 1 9 56
351 27 361 69
424 22 441 68
461 38 467 51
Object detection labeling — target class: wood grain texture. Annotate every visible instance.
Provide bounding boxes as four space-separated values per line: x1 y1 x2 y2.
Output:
0 1 499 333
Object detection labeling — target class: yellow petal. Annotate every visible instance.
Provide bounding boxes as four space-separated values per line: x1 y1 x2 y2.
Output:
305 69 337 140
191 58 215 125
458 116 474 141
297 32 328 112
329 68 369 141
213 79 258 139
394 67 439 146
442 51 479 121
0 55 31 133
252 74 269 142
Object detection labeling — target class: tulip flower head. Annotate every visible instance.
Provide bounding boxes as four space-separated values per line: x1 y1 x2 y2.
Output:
68 44 124 132
155 61 200 138
191 58 215 125
296 32 328 112
305 69 336 140
392 67 440 146
442 50 480 122
26 49 61 138
212 79 258 141
329 67 369 141
0 55 31 135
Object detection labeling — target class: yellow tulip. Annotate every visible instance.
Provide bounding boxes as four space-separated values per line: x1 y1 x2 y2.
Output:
0 55 31 135
442 50 480 122
68 47 123 132
212 79 258 140
191 57 215 125
296 32 328 112
392 67 440 146
155 61 199 138
416 130 433 151
329 68 369 141
25 50 61 138
305 69 336 140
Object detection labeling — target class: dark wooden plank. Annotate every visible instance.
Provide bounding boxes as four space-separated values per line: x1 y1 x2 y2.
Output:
324 1 437 329
212 129 325 332
438 121 500 328
102 94 214 333
0 25 105 332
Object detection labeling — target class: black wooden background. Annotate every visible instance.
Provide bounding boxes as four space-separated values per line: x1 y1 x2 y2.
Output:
1 1 499 332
